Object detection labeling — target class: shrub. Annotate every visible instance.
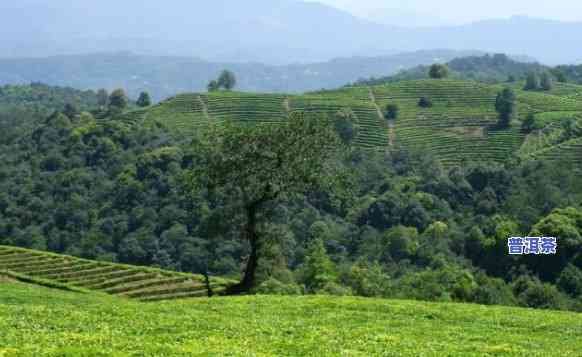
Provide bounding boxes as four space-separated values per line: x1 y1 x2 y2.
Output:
524 72 540 91
317 282 352 296
334 109 359 144
429 64 449 79
255 278 303 295
541 72 553 91
418 97 433 108
384 104 399 120
513 276 568 310
299 238 338 292
521 113 537 133
344 261 390 297
557 264 582 297
472 274 517 306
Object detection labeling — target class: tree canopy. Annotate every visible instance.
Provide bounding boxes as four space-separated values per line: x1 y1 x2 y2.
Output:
495 87 516 128
188 113 351 292
217 70 237 91
108 88 128 113
136 92 152 107
429 64 449 79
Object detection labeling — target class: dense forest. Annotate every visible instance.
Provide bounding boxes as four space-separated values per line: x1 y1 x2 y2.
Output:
1 83 582 311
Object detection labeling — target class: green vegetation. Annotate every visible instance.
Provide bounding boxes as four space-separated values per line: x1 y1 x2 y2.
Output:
355 54 548 86
97 88 109 108
384 103 400 120
429 64 449 79
188 113 348 292
2 77 582 316
136 91 152 107
0 246 230 301
0 50 482 100
524 72 541 91
0 82 100 146
208 70 238 92
0 82 99 113
541 72 554 91
418 96 433 108
140 79 582 168
495 87 516 128
108 88 128 113
1 282 581 356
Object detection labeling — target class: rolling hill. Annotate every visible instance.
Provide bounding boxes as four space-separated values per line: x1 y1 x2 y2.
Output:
0 50 483 101
126 79 582 168
1 277 581 356
0 245 231 302
3 1 582 65
353 53 545 86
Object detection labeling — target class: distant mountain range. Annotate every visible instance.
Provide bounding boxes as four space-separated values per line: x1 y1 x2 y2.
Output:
0 50 484 101
1 1 582 65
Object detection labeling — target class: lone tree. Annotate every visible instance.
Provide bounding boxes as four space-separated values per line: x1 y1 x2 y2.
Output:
541 72 553 91
207 80 220 92
136 91 152 107
554 71 567 83
418 97 433 108
333 108 359 144
384 104 399 120
188 112 350 293
217 70 237 91
429 64 449 79
108 88 128 113
495 87 516 128
522 112 537 133
97 89 109 108
524 72 540 91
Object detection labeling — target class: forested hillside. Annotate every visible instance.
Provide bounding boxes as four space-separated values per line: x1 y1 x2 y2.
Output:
1 79 582 311
0 83 100 145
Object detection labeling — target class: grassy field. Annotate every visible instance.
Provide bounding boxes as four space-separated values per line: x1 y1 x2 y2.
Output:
133 80 582 168
1 281 581 356
0 246 231 302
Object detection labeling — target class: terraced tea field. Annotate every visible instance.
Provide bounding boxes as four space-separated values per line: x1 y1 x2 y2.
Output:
133 80 582 168
0 246 231 302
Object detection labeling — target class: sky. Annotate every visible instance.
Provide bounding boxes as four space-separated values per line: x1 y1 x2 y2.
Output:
314 0 582 27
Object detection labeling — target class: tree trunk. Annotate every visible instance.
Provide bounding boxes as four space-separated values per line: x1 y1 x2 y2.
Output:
226 201 261 295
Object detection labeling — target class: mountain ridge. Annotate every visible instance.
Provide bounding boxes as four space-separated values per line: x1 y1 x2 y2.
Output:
2 1 582 64
0 50 485 100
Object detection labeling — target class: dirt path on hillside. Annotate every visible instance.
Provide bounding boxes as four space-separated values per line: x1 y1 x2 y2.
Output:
283 97 291 115
198 95 211 121
368 87 394 147
0 274 16 283
387 121 396 147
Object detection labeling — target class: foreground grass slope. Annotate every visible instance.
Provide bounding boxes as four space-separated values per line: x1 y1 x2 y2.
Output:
0 246 231 301
133 79 582 168
1 282 581 356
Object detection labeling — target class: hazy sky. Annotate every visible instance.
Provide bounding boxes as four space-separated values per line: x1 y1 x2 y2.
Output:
315 0 582 26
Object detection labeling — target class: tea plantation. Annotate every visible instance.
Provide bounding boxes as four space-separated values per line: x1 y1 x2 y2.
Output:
133 79 582 168
1 280 581 356
0 246 231 302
